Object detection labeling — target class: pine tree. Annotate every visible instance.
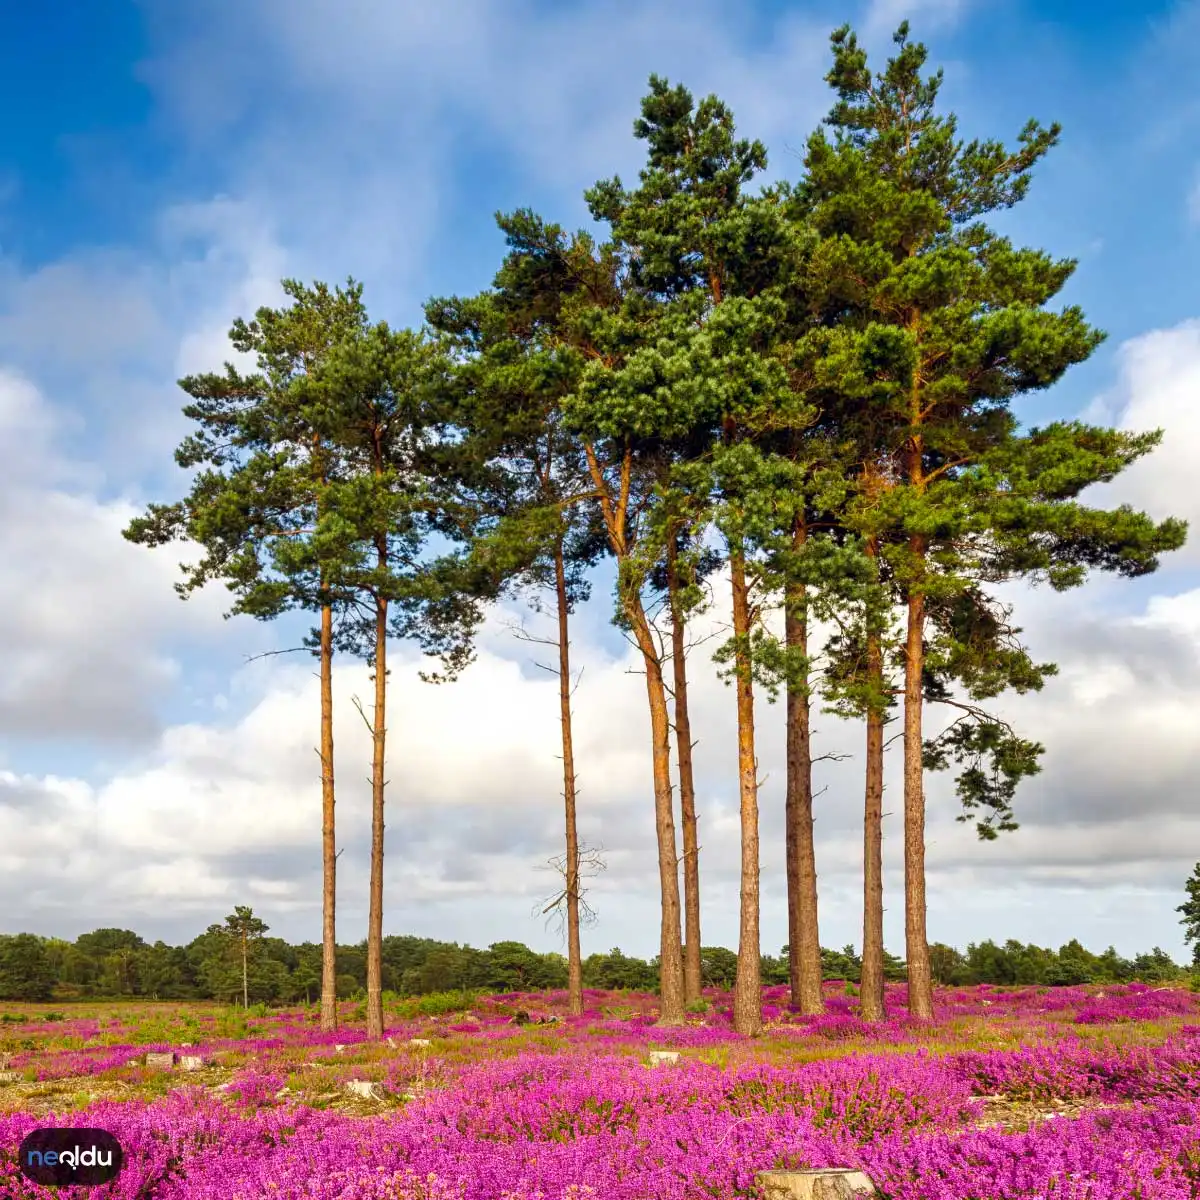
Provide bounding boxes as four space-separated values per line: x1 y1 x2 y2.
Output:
586 77 815 1035
467 210 690 1024
425 283 608 1017
124 279 369 1032
796 23 1187 1019
307 319 479 1040
220 907 268 1010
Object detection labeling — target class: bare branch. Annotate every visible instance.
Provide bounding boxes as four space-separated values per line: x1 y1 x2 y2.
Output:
812 751 852 764
350 695 375 735
246 645 311 665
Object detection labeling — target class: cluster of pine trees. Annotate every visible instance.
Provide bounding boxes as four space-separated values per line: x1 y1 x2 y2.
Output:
125 24 1186 1037
2 924 1188 1004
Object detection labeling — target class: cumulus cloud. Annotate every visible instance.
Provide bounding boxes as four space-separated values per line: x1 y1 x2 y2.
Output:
1082 319 1200 561
136 0 855 307
0 371 259 748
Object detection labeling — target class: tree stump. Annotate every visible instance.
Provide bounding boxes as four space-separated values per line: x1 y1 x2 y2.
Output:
345 1080 384 1100
757 1169 879 1199
408 1038 432 1048
0 1070 18 1084
144 1052 176 1070
648 1050 680 1065
179 1055 205 1071
334 1044 346 1054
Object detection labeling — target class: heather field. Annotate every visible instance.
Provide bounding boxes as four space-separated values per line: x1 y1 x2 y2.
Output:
1 983 1199 1198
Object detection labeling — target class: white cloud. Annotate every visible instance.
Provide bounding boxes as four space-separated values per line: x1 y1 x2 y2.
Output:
1083 319 1200 561
140 0 843 277
0 364 272 750
864 0 966 38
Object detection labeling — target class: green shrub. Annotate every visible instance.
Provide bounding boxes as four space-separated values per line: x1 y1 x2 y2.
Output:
390 989 478 1020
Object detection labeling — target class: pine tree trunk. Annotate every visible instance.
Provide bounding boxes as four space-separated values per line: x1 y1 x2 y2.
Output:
729 542 762 1037
319 596 338 1032
554 543 584 1018
666 536 702 1005
583 440 684 1025
784 519 823 1016
624 590 686 1026
903 577 933 1020
242 933 248 1010
365 574 388 1040
860 624 886 1023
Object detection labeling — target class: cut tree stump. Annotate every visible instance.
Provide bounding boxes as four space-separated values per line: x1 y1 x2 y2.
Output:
757 1169 879 1199
345 1080 384 1100
179 1055 205 1071
0 1070 18 1084
334 1044 347 1054
648 1050 680 1066
144 1052 176 1070
408 1038 432 1048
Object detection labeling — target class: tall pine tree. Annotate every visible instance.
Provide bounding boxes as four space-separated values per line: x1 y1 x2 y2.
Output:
797 23 1186 1017
124 280 369 1032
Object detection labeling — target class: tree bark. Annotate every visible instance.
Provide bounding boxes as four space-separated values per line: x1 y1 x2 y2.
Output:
860 616 886 1023
554 541 584 1017
902 570 933 1019
242 931 249 1010
319 596 338 1032
666 536 702 1005
785 518 823 1015
365 564 388 1040
729 541 762 1037
625 590 686 1026
582 439 684 1025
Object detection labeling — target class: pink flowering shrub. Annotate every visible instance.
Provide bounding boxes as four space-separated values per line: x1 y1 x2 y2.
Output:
1 985 1198 1197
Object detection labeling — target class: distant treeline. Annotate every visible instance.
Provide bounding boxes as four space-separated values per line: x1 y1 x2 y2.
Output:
0 928 1187 1003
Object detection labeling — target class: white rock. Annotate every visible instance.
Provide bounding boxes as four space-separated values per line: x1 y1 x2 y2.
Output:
757 1168 879 1198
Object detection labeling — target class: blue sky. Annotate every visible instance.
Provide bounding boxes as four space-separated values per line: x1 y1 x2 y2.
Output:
1 0 1199 961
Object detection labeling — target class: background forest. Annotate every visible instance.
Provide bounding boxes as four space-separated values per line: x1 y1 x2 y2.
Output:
0 923 1188 1004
